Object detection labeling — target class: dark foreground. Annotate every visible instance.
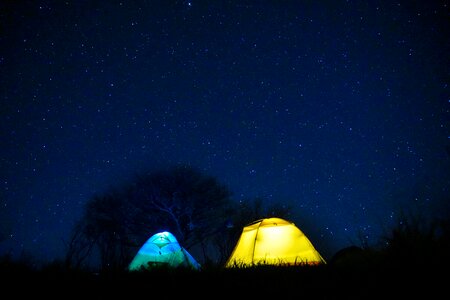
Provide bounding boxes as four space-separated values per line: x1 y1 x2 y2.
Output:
0 261 445 299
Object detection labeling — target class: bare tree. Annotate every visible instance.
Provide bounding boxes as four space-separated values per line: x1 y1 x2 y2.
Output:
66 165 234 271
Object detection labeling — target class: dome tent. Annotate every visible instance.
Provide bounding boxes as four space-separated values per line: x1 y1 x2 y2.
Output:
225 217 326 267
128 231 201 271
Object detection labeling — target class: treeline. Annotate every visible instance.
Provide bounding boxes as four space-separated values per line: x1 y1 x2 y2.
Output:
1 164 449 274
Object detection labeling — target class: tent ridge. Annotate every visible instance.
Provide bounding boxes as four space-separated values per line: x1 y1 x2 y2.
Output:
251 218 265 264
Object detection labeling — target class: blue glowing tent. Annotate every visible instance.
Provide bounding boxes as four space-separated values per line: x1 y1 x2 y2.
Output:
128 231 201 271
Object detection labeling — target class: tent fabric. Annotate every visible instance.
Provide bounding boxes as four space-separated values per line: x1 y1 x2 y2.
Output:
128 231 201 271
225 217 326 267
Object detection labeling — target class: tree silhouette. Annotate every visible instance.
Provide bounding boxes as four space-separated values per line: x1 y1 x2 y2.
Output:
65 165 234 271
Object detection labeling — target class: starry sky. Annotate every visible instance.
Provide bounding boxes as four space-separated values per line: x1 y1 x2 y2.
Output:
1 0 449 263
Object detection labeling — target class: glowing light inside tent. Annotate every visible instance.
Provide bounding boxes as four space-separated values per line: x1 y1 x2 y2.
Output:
128 231 201 271
226 217 326 267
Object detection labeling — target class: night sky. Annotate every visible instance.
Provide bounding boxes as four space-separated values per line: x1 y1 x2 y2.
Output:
1 0 449 264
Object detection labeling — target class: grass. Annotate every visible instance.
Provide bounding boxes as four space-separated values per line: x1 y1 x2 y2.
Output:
0 255 446 299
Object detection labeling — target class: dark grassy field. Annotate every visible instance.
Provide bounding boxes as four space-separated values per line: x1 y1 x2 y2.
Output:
3 215 449 299
1 258 445 299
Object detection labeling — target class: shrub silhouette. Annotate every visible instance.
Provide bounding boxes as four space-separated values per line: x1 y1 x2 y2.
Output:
380 211 450 268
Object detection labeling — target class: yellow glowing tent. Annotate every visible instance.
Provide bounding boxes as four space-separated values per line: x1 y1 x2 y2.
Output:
225 217 326 267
